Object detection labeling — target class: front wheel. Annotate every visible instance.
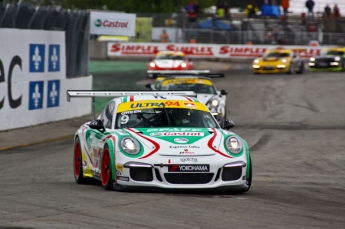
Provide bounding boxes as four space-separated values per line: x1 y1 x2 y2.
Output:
287 63 295 74
101 145 113 190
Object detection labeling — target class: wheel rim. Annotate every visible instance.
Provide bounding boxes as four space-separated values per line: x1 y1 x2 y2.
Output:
101 149 111 186
74 142 81 177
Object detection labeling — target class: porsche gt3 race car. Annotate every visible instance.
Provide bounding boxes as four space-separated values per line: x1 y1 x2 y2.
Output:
252 48 304 74
69 91 252 193
146 74 228 124
308 47 345 71
147 51 197 78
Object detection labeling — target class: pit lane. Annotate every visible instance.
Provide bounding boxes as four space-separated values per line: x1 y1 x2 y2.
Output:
0 60 344 229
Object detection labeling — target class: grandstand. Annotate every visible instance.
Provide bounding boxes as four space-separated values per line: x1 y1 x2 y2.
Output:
288 0 345 15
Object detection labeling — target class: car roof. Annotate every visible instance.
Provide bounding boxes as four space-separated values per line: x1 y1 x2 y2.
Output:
156 51 185 56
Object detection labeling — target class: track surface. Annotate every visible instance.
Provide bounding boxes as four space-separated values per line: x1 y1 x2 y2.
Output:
1 62 345 229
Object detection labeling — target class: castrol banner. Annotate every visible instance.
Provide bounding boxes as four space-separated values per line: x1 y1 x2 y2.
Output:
107 42 329 59
90 11 136 36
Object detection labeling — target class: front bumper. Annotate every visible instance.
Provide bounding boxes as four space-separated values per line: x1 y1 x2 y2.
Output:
114 159 249 190
309 61 343 71
252 64 289 73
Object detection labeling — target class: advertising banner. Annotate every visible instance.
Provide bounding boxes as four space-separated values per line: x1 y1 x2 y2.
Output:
107 42 327 59
90 11 136 36
0 28 92 131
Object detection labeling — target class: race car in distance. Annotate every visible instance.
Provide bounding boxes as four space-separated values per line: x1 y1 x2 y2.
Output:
146 75 228 124
147 51 195 78
252 48 304 74
68 90 252 193
308 47 345 71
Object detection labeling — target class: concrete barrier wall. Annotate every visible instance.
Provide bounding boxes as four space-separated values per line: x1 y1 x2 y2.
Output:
0 28 92 131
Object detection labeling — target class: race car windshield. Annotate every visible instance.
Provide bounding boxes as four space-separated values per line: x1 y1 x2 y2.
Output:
160 84 216 94
155 55 184 60
115 108 219 129
264 52 290 58
325 51 344 56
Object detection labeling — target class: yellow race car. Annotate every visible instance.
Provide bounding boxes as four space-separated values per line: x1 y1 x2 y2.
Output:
252 49 304 74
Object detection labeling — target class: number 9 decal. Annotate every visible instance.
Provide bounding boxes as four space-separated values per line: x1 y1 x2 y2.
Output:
120 115 129 124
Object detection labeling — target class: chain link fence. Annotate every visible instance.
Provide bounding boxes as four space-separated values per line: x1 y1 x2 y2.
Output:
0 2 89 78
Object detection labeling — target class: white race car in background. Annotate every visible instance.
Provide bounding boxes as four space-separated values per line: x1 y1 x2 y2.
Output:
146 74 228 124
68 90 252 193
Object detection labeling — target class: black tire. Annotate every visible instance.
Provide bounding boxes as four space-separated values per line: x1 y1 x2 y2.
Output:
101 145 113 190
296 62 304 74
73 137 87 184
287 63 295 74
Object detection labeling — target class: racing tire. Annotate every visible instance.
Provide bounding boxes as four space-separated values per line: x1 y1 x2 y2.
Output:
73 137 87 184
287 64 295 74
296 62 304 74
101 145 113 190
342 61 345 71
233 157 252 194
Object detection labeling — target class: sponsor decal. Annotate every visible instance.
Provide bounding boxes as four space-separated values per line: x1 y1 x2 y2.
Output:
48 44 60 72
150 132 204 136
116 164 124 175
82 160 87 169
174 138 189 143
121 110 142 115
130 101 180 108
184 102 196 108
117 176 130 182
28 81 44 110
168 164 210 172
180 158 197 162
29 44 45 72
147 128 202 132
179 151 195 154
47 80 60 108
169 145 200 149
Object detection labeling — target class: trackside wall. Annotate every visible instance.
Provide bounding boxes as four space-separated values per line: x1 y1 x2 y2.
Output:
0 28 92 131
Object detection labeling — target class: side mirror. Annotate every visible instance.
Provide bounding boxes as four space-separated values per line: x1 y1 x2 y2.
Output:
88 119 106 133
145 83 152 90
220 89 228 95
222 119 235 130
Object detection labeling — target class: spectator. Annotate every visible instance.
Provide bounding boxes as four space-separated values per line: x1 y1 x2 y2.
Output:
193 1 201 17
186 0 194 13
160 30 169 43
245 2 259 18
305 0 315 19
333 4 340 18
216 2 225 18
281 0 289 19
223 2 231 20
324 4 331 18
187 9 198 26
273 27 284 44
260 0 271 18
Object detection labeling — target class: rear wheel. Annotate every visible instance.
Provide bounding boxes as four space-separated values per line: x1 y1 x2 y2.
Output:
287 63 295 74
73 137 87 184
101 145 113 190
296 62 304 74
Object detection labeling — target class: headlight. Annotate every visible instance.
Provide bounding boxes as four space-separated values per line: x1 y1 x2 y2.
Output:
334 56 341 61
281 58 287 63
253 59 259 64
121 137 140 155
211 99 219 107
309 57 315 62
225 136 243 154
149 62 155 68
181 62 187 68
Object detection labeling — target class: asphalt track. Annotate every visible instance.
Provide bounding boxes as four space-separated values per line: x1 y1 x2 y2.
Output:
0 60 345 229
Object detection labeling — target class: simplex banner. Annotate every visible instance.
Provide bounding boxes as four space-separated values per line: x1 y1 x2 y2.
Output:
0 28 92 131
107 42 330 59
90 11 136 36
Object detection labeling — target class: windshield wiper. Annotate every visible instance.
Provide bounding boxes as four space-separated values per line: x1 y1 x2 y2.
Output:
161 103 172 126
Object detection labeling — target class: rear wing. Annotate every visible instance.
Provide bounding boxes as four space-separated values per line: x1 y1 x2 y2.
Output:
147 70 211 78
67 90 197 102
67 90 197 119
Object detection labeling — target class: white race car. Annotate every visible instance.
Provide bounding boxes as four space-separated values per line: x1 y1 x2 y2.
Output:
146 74 228 124
69 91 251 192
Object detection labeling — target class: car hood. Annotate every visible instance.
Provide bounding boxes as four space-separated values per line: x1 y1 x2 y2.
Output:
154 59 184 68
125 127 225 157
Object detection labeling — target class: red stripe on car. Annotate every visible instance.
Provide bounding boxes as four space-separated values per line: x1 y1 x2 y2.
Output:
127 128 160 159
208 128 232 158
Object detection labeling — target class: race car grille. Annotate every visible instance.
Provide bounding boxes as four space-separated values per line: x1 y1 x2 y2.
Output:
129 167 153 182
164 173 214 184
221 167 242 181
